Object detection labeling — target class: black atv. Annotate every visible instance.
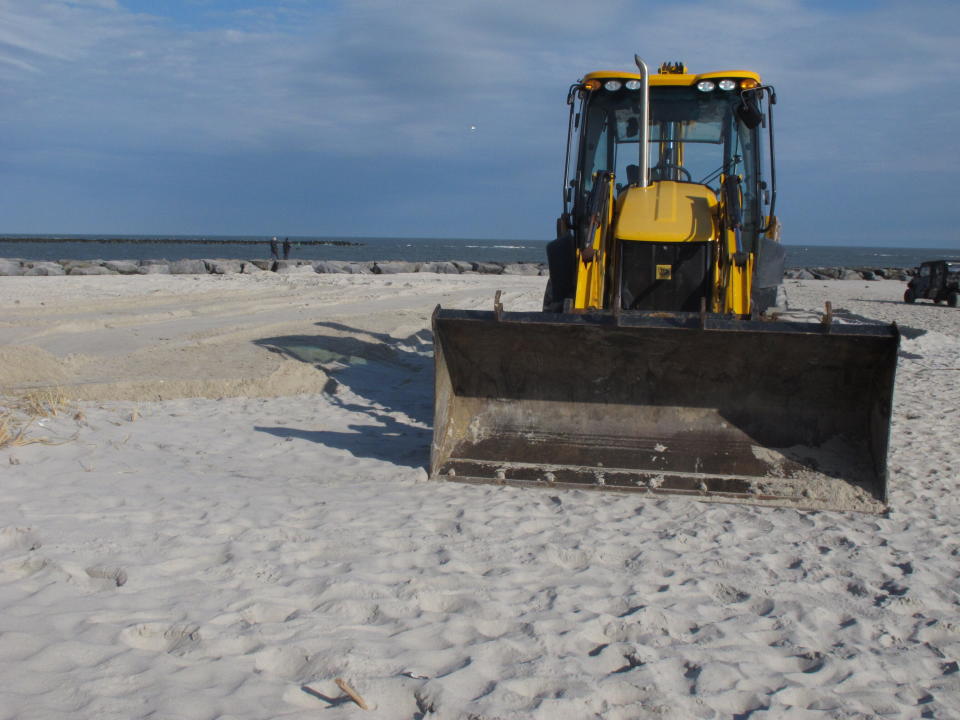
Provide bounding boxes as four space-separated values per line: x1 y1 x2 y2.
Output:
905 260 960 307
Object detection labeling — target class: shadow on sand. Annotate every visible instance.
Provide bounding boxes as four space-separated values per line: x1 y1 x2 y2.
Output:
832 308 926 340
252 321 434 467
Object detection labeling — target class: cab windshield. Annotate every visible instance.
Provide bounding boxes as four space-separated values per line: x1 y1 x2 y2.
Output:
578 85 762 231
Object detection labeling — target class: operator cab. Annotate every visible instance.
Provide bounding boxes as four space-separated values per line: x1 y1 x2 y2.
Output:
552 60 780 315
574 64 769 246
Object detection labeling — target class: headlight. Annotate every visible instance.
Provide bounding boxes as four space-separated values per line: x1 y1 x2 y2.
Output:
604 80 623 91
718 79 737 91
624 80 642 90
696 80 715 92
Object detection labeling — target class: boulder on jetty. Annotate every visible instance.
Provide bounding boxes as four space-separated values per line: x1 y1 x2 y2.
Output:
313 260 372 274
502 263 543 276
274 260 315 274
474 262 504 274
23 261 66 276
880 268 912 281
169 259 208 274
0 259 23 275
205 259 244 274
58 260 110 275
373 261 419 274
103 260 141 275
68 264 117 275
419 261 460 274
138 260 170 274
803 267 863 280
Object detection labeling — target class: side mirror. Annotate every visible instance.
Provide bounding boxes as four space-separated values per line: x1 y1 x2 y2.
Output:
736 93 763 130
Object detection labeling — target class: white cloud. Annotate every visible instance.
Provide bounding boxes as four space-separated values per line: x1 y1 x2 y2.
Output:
3 0 953 156
0 0 958 239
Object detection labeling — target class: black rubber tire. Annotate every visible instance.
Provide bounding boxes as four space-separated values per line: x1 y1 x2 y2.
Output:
949 291 959 308
542 279 554 312
542 279 564 313
544 234 575 313
904 287 916 304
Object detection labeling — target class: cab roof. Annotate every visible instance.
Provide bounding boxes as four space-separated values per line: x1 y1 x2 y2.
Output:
583 69 761 86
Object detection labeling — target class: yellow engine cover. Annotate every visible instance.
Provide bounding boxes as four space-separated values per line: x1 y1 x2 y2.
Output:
615 181 718 243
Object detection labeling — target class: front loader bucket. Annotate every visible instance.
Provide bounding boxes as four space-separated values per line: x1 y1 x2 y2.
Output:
431 308 899 513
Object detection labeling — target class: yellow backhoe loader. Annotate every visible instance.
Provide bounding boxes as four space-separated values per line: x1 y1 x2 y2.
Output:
431 58 900 512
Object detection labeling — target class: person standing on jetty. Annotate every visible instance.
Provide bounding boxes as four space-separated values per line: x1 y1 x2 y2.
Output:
270 236 280 260
283 237 292 259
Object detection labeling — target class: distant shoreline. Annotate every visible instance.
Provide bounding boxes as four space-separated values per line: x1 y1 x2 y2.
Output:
0 256 915 281
0 236 362 246
1 236 955 269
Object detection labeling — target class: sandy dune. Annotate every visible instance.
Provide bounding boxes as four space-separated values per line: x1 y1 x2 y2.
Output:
0 272 539 400
1 272 959 719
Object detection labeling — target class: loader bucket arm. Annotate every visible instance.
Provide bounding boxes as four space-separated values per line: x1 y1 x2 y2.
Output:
431 308 899 513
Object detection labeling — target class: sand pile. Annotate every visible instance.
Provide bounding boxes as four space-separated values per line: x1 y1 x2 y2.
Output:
0 272 537 401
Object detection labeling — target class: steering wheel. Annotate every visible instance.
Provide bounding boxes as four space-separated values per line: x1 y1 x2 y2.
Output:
656 164 691 182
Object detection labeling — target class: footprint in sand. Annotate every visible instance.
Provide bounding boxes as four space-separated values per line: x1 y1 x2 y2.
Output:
252 645 310 680
414 591 478 615
709 582 751 605
762 649 825 674
240 602 299 624
748 597 775 616
0 526 41 552
314 598 384 624
0 553 49 579
544 545 592 571
85 565 128 587
120 622 201 655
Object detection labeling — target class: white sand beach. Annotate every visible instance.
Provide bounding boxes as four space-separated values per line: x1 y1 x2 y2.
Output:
1 272 959 719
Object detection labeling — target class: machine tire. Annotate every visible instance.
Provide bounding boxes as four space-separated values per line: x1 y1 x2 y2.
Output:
543 280 566 313
904 288 916 304
545 234 575 313
949 291 959 308
543 280 559 312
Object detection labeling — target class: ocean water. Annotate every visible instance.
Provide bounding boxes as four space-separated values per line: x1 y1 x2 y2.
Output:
0 235 547 265
0 234 957 268
783 245 959 270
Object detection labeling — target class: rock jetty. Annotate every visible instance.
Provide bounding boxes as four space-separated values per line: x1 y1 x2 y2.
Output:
783 266 913 281
0 257 548 277
0 257 915 280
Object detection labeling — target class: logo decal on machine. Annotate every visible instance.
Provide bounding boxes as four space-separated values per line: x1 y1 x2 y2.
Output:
655 264 672 280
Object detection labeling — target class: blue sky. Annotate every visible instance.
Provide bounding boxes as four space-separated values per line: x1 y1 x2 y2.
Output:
1 0 958 247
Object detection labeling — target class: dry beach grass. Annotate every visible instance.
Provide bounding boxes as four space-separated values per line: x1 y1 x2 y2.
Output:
0 271 958 718
0 388 70 450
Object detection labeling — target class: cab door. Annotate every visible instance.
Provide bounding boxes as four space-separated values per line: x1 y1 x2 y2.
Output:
930 262 945 300
918 264 933 299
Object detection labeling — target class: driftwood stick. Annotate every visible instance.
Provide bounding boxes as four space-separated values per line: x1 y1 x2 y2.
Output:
334 677 369 710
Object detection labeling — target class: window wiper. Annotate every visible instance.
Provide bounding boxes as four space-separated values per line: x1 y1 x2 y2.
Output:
699 154 741 186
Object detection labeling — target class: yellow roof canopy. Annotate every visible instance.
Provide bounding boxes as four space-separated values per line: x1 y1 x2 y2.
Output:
582 69 761 87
